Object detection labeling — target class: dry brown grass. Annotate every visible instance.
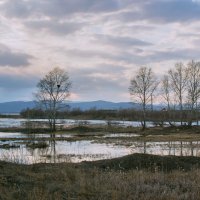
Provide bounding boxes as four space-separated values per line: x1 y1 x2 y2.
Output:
1 154 200 200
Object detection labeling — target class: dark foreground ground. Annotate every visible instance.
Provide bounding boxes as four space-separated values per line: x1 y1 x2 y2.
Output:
1 154 200 200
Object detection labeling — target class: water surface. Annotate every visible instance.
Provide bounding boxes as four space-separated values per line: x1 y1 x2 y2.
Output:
0 132 199 164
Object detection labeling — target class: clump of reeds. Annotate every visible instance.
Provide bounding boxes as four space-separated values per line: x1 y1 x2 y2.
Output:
26 141 48 149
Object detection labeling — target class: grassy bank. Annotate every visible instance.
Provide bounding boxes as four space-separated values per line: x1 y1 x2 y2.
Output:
1 154 200 199
0 124 139 134
1 123 200 134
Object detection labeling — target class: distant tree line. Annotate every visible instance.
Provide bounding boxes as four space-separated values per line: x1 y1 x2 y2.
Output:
20 107 200 126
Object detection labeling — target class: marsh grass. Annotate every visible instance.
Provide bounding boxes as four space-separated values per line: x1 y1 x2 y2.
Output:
0 144 20 149
1 154 200 199
26 141 49 149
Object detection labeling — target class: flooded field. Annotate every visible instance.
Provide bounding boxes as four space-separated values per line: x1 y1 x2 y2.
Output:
0 118 151 128
0 131 200 164
0 136 132 164
1 118 199 128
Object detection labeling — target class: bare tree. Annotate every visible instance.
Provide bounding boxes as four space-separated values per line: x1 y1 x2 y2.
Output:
35 67 71 132
129 67 158 130
162 75 171 125
162 75 171 111
185 60 200 125
161 74 176 126
168 62 187 125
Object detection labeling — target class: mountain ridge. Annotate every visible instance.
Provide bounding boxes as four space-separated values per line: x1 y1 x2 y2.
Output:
0 100 162 113
0 100 135 113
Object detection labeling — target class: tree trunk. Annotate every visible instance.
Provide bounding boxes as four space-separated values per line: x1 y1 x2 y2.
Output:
142 102 146 132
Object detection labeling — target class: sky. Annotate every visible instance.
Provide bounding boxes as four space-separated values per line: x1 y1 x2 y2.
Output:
0 0 200 102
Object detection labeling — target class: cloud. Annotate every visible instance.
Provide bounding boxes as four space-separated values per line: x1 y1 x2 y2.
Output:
66 49 117 61
68 47 200 66
69 63 129 99
149 48 200 62
0 0 200 102
0 73 37 101
25 20 85 35
1 0 121 19
2 0 199 29
0 0 34 18
119 48 200 65
116 0 200 23
71 70 128 100
39 0 120 17
0 44 32 67
112 25 156 35
94 34 152 48
144 0 200 23
70 64 127 78
0 73 37 89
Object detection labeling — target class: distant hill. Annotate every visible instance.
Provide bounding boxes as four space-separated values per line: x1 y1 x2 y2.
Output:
0 100 162 113
68 100 136 111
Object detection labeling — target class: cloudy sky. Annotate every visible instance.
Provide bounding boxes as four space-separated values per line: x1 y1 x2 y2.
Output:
0 0 200 102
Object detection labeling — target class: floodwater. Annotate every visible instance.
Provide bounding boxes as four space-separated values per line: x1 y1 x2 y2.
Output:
0 118 200 164
130 141 200 157
0 131 200 164
0 139 132 164
0 118 199 128
0 118 151 128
